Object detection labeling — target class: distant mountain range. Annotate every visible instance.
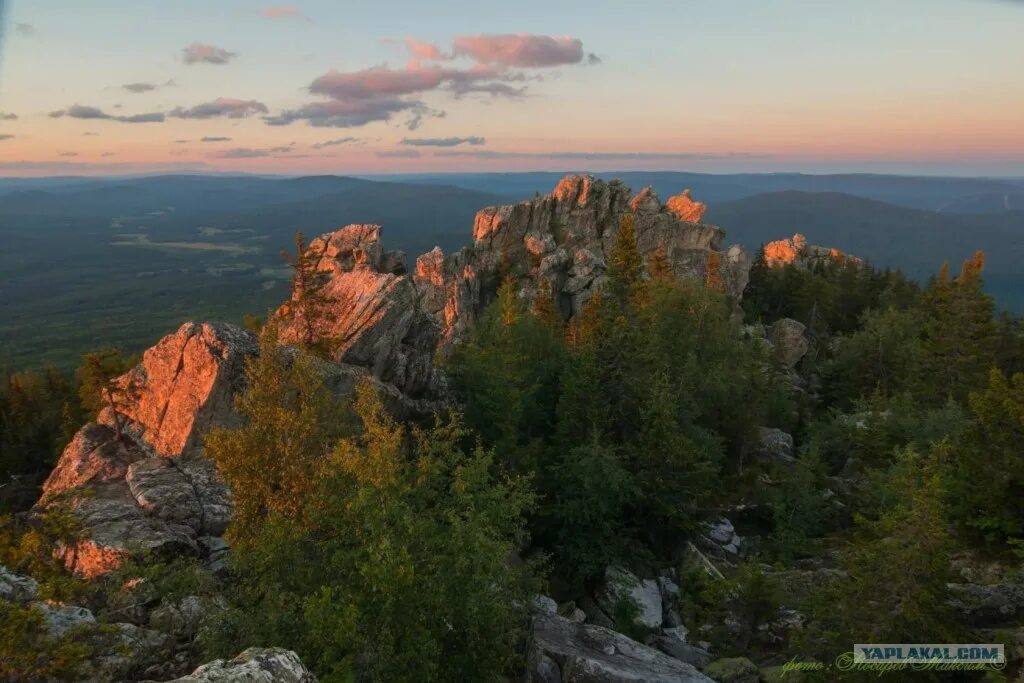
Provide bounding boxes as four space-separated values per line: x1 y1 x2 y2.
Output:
1 171 1022 369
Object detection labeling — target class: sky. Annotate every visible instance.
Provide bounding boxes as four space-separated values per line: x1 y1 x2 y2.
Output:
0 0 1022 177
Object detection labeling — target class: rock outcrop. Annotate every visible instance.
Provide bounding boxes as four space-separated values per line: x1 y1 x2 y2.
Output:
164 647 317 682
527 607 713 682
276 175 750 397
767 318 810 368
762 233 862 270
596 566 664 630
37 321 434 578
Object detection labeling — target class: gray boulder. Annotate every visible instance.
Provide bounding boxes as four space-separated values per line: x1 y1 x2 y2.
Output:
653 635 712 669
767 319 809 368
528 610 713 682
596 566 663 630
948 582 1024 626
756 427 796 465
166 647 317 682
0 564 39 603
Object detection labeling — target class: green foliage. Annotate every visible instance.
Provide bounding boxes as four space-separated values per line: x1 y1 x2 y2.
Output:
806 447 963 661
447 277 565 475
942 369 1024 544
701 563 782 656
77 348 136 438
206 326 351 549
743 252 918 338
209 377 538 682
920 253 999 402
0 367 78 511
450 224 789 587
0 503 89 603
764 449 833 562
0 602 94 680
821 306 925 406
544 435 636 585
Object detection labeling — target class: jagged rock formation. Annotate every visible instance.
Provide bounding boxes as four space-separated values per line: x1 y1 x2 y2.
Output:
762 233 863 270
276 175 750 396
38 322 437 578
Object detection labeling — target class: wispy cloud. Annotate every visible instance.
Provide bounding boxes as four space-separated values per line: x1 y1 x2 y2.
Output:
122 82 160 94
182 43 237 65
451 34 596 68
214 148 272 159
212 144 296 158
0 113 18 121
171 98 269 119
401 136 484 147
312 136 361 149
200 136 233 142
15 23 35 37
58 152 79 157
265 97 433 129
0 135 14 142
49 104 166 123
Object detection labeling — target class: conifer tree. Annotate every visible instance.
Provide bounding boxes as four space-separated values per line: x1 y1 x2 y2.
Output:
606 213 643 306
921 251 998 400
77 349 136 439
532 277 562 328
280 232 337 357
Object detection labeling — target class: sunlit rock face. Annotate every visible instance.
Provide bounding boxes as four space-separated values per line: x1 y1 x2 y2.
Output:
762 233 863 270
281 176 750 400
422 175 745 337
665 188 707 223
275 223 442 397
39 323 256 577
38 321 431 578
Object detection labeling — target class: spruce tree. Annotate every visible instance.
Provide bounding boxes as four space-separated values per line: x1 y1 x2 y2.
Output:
280 232 338 357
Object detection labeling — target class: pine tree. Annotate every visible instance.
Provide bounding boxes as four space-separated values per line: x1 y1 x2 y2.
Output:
280 232 337 357
921 251 998 401
77 349 136 439
943 368 1024 543
606 213 643 306
532 277 563 328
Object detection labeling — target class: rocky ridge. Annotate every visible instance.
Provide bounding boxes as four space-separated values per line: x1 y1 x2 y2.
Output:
761 233 863 270
277 175 751 396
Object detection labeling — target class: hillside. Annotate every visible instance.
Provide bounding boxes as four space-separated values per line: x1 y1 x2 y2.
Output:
0 176 505 369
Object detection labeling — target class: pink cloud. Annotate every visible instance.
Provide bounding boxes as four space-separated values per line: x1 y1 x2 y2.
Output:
451 34 588 67
309 63 514 101
182 43 236 65
404 38 447 61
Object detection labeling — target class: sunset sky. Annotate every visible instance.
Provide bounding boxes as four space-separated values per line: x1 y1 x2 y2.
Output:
0 0 1022 177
